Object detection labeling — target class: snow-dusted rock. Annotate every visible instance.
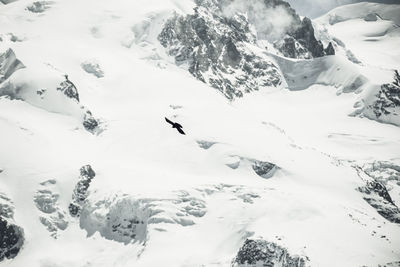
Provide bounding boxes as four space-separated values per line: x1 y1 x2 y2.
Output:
225 156 277 178
81 60 104 78
275 17 334 59
358 181 400 224
34 179 68 238
26 1 53 13
233 239 308 267
196 140 218 149
0 193 24 262
0 49 25 84
69 165 96 217
56 75 80 102
159 6 282 100
0 55 101 133
368 70 400 125
252 160 277 179
79 191 207 244
355 165 400 224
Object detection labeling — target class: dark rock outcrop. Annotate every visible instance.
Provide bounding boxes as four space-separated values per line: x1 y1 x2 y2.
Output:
324 42 335 56
56 75 80 102
233 239 308 267
0 193 24 262
0 49 25 84
158 6 282 100
370 70 400 119
69 165 96 217
355 164 400 224
358 181 400 224
83 112 99 132
252 160 276 179
276 17 334 59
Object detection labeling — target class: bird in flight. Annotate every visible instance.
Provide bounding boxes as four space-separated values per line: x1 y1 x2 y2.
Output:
165 117 186 135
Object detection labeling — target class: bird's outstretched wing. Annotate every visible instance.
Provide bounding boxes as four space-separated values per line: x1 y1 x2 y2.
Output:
177 127 186 135
165 117 174 125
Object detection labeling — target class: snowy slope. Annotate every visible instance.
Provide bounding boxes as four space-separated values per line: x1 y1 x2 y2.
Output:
316 2 400 70
1 0 400 267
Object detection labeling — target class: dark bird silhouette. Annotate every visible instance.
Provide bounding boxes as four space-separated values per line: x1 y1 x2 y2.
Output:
165 117 185 135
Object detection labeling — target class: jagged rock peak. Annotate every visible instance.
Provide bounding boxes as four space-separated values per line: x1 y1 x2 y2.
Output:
195 0 334 59
158 6 282 100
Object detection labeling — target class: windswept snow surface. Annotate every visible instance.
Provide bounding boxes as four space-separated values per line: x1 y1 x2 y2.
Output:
0 0 400 267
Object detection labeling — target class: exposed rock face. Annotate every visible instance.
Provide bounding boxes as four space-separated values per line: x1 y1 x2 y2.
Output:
0 193 24 262
358 181 400 224
233 239 308 267
83 112 99 132
158 6 282 100
276 17 334 59
158 0 334 99
57 75 80 102
69 165 96 217
0 49 25 84
370 70 400 120
355 164 400 224
56 76 100 133
26 1 53 13
34 179 68 238
252 160 276 179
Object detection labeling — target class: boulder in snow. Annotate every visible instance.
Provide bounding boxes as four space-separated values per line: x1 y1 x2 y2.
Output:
233 239 308 267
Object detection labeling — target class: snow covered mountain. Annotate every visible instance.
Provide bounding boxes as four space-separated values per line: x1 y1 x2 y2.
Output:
0 0 399 266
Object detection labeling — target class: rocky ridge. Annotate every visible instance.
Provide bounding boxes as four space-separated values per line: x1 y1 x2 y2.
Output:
0 192 24 263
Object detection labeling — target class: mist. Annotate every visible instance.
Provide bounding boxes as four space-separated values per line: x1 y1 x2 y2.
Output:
285 0 400 18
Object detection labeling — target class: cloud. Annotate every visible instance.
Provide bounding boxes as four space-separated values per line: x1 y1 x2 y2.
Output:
221 0 299 41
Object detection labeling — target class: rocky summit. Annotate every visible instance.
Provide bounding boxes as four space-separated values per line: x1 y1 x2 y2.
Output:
159 6 282 100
